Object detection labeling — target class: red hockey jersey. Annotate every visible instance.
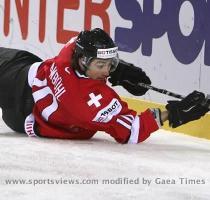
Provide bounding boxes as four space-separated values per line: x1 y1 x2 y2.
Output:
25 39 160 144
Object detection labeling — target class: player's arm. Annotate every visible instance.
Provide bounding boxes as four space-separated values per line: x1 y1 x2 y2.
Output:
117 90 208 144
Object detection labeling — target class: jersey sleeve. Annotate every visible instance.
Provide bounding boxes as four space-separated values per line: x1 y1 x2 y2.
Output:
78 85 161 144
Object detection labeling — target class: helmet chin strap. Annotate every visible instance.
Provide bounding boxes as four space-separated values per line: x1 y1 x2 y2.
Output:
81 64 88 74
80 59 89 76
80 56 96 75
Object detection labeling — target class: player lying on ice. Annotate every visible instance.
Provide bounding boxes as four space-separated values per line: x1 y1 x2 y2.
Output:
0 28 209 144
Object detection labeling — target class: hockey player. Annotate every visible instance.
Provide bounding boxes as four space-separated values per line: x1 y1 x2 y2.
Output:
0 28 209 144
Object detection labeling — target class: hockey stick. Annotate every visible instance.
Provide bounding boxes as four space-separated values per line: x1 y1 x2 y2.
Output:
138 82 185 99
123 80 210 108
138 82 210 109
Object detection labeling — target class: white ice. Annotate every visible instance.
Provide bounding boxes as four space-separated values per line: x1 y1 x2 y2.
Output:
0 113 210 200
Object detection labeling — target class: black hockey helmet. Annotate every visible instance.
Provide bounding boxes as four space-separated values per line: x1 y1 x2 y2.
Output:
75 28 119 72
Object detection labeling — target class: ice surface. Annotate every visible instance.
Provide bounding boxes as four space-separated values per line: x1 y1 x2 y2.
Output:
0 115 210 200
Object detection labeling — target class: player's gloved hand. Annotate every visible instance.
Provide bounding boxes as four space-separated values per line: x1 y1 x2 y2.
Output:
108 60 151 96
166 91 209 128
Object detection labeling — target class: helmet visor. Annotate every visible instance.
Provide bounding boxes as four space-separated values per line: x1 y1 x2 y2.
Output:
109 53 119 73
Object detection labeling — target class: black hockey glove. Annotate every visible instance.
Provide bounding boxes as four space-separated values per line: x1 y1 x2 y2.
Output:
108 60 151 96
166 91 209 128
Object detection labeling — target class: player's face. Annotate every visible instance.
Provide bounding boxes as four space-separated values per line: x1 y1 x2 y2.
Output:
86 58 113 80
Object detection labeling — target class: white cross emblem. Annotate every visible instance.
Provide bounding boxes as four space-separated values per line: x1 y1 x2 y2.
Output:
87 93 102 108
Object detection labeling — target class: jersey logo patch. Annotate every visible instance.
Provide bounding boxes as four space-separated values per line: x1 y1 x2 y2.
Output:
87 93 102 108
93 98 122 123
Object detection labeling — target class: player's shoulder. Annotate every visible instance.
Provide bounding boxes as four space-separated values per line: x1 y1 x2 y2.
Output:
84 78 119 98
81 79 121 110
71 71 121 105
